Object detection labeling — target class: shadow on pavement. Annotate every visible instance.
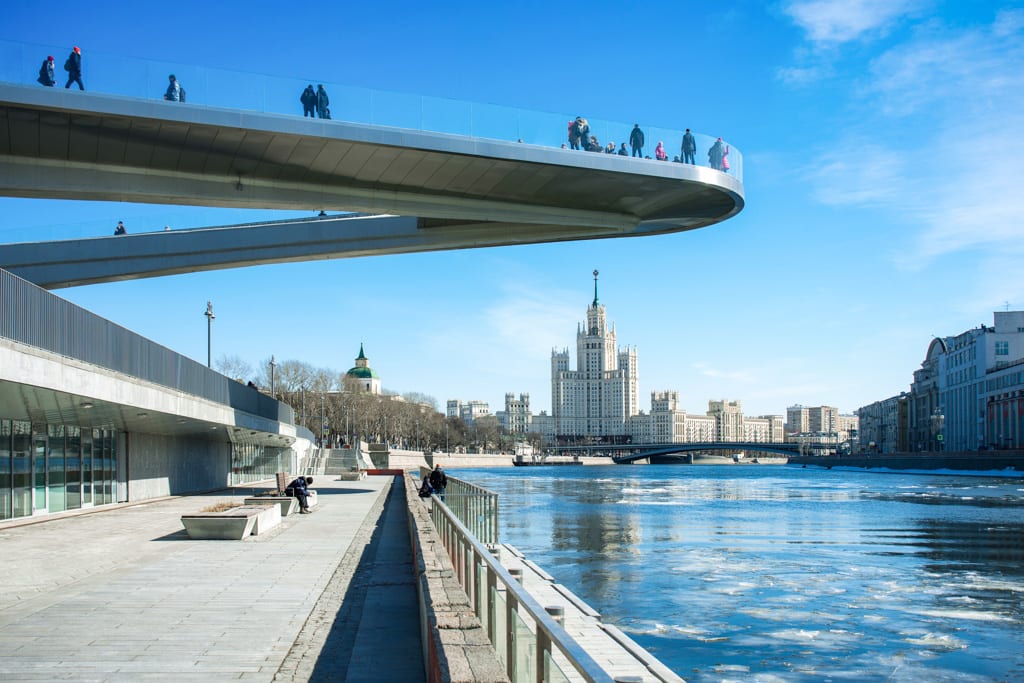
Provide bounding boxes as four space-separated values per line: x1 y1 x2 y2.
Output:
306 478 422 682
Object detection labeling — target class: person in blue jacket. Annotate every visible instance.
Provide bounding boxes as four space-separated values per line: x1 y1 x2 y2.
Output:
286 476 314 513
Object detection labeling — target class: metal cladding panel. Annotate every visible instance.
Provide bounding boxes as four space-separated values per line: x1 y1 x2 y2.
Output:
447 157 501 195
374 149 426 186
255 134 302 180
397 153 449 189
352 146 404 184
329 142 378 178
177 125 218 174
285 138 331 177
202 127 247 174
95 118 130 165
66 114 100 163
307 139 353 175
7 108 39 158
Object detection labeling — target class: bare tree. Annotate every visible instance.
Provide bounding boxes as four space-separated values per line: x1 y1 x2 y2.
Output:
214 354 253 382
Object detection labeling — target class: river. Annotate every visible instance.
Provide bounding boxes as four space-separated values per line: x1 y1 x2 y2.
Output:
460 465 1024 682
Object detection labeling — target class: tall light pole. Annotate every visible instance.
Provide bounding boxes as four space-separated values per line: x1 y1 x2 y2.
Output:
269 355 276 397
204 301 215 368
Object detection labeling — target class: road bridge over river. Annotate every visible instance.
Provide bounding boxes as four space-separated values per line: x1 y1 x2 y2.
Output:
551 442 804 464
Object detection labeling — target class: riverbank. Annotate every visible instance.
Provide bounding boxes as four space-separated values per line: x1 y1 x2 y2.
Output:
788 450 1024 473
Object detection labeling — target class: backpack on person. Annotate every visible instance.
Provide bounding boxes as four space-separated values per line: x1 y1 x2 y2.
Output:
64 57 71 72
178 87 186 103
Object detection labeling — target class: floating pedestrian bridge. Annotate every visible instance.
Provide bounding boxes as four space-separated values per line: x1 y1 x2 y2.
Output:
0 46 744 287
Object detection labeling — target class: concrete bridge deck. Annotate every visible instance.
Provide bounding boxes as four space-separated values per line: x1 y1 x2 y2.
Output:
0 83 744 288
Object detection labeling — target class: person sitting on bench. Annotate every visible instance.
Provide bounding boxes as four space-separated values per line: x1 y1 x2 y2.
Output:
286 476 314 513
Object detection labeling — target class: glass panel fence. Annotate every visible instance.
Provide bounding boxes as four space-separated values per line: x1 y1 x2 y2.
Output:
0 37 741 181
512 607 536 683
544 650 572 683
492 585 507 668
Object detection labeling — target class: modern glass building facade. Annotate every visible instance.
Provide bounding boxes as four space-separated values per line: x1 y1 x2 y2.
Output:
0 418 118 521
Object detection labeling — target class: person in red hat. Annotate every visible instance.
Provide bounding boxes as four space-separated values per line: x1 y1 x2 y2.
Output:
64 46 83 90
37 55 56 87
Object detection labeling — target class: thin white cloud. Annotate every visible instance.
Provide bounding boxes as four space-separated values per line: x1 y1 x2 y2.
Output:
802 13 1024 267
783 0 925 44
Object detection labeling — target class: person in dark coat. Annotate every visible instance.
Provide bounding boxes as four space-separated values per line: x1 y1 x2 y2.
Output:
300 85 317 117
114 221 127 235
681 128 697 164
286 475 314 513
428 466 447 500
37 56 56 87
618 142 628 156
163 74 183 102
629 124 644 157
316 84 330 119
64 46 83 90
708 137 726 171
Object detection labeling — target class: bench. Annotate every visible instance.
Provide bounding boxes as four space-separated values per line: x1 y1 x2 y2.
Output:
243 496 299 517
180 504 281 540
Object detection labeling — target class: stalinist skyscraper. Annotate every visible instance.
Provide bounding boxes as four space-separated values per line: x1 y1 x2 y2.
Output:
550 270 638 442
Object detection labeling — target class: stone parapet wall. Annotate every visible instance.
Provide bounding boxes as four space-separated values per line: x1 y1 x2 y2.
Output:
403 474 508 683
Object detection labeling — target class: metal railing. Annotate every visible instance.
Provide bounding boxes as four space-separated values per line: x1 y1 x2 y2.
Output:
0 268 293 424
419 467 499 544
428 490 614 683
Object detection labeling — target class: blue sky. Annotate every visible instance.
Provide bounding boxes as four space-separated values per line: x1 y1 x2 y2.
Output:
2 1 1023 418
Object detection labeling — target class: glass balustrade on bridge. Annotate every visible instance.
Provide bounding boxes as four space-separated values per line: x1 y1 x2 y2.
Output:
0 37 742 182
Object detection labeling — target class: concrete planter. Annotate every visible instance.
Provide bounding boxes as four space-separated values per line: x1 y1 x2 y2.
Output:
180 504 279 540
244 496 298 517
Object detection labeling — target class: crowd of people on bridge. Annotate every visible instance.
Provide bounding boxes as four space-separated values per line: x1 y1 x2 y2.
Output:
31 45 733 174
564 118 730 172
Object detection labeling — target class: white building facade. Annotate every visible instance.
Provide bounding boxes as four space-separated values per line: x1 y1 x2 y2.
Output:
550 272 638 442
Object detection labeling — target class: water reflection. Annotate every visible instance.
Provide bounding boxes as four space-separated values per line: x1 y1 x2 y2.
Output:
464 466 1024 682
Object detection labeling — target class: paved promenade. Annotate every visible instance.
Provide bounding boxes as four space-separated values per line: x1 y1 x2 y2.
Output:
0 476 424 682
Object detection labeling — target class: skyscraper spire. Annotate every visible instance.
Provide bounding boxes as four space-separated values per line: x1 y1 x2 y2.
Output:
592 269 599 306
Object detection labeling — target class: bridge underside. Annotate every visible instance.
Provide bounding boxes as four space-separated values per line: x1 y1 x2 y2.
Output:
0 84 744 288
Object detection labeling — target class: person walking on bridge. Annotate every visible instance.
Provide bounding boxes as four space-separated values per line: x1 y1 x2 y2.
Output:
64 46 83 90
429 465 447 501
37 56 55 87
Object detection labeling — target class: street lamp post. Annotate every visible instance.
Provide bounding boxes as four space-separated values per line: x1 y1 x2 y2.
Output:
269 355 276 397
203 301 215 368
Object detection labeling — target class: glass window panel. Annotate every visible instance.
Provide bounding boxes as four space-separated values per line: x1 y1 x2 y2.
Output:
82 430 92 505
12 421 31 518
65 426 81 510
33 431 47 511
48 425 66 513
0 420 11 520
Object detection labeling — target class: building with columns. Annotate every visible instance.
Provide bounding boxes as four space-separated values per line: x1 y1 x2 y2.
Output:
496 393 532 434
907 310 1024 451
